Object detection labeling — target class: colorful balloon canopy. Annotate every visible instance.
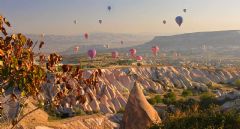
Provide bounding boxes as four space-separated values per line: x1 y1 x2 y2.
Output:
152 46 160 56
84 33 89 39
175 16 183 27
88 49 96 59
129 48 137 57
112 51 119 59
136 56 143 61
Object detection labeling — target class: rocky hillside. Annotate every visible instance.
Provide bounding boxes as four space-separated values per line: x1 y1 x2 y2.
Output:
2 66 240 129
41 66 240 115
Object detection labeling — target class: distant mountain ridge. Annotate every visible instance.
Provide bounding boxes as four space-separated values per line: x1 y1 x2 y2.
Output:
29 30 240 57
26 33 153 54
137 30 240 51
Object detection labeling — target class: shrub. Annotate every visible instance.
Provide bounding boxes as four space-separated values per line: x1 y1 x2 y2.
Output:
163 92 176 105
181 89 193 97
147 95 163 105
200 92 216 109
148 98 157 105
157 108 240 129
155 95 162 103
234 79 240 87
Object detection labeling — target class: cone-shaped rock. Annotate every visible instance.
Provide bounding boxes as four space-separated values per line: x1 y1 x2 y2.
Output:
121 82 161 129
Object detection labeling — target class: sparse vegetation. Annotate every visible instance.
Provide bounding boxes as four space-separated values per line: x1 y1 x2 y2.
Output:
163 92 176 105
181 89 193 97
150 96 240 129
147 95 162 105
234 79 240 87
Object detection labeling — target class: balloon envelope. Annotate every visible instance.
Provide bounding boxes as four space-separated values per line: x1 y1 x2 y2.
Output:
129 48 137 57
112 51 119 58
74 46 79 53
183 9 187 13
121 41 124 45
175 16 183 27
152 46 160 56
163 20 166 24
99 20 102 24
74 20 77 24
40 33 45 38
136 56 143 61
88 49 96 59
108 6 111 11
84 33 88 39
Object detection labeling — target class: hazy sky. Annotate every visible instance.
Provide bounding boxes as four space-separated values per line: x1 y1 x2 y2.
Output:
1 0 240 35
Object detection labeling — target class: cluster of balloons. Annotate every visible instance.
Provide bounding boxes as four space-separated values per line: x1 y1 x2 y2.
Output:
75 6 186 61
162 8 186 27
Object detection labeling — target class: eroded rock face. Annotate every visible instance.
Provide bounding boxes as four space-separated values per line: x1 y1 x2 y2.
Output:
121 82 161 129
39 66 240 115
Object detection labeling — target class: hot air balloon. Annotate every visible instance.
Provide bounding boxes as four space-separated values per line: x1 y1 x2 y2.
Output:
84 33 88 39
152 46 160 56
107 6 111 11
88 49 96 59
40 33 45 39
74 46 79 53
129 48 137 57
183 9 187 13
112 51 119 59
74 20 77 24
163 20 166 24
136 56 143 61
121 41 124 45
175 16 183 27
99 19 102 24
162 53 167 58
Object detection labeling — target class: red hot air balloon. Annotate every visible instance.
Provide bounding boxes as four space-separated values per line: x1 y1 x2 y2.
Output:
112 51 119 59
136 56 143 61
152 46 160 56
84 33 89 39
129 48 137 57
88 49 96 59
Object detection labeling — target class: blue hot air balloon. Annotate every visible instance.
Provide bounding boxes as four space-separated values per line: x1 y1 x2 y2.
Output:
108 6 111 11
175 16 183 27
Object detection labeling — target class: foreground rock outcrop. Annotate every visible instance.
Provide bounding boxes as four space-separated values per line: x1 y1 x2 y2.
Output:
121 82 161 129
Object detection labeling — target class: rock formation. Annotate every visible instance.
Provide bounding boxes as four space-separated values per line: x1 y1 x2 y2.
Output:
121 82 161 129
